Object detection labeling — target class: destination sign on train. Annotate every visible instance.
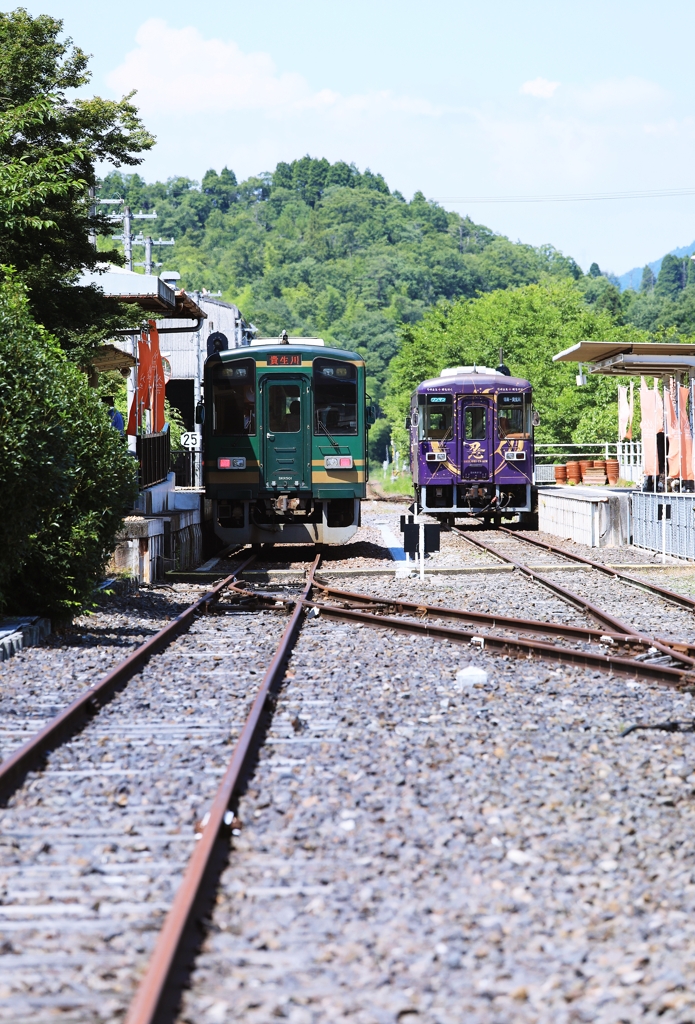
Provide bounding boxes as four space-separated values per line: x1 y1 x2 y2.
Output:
267 353 301 366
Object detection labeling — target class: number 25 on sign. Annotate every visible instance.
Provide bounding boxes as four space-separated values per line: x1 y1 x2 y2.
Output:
181 431 201 450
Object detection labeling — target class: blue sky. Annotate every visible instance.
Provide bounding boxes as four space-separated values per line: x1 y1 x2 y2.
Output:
11 0 695 274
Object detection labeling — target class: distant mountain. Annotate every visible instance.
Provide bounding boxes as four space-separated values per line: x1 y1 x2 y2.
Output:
619 240 695 292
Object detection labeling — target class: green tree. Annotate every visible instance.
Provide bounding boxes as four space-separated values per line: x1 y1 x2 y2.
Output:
105 157 588 401
654 254 688 300
384 281 650 451
0 277 136 617
0 8 154 359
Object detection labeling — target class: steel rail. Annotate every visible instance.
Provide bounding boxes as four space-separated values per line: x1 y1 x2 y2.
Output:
499 526 695 612
302 598 692 687
123 554 322 1024
311 580 641 645
451 528 695 670
311 580 695 657
0 555 256 802
225 576 695 665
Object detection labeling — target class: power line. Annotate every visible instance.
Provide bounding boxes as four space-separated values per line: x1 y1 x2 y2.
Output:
429 187 695 205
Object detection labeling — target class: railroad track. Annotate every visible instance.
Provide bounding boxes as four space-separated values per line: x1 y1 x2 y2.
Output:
3 522 695 1021
0 555 303 1023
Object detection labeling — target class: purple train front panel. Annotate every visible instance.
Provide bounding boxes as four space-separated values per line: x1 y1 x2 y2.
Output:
408 367 534 519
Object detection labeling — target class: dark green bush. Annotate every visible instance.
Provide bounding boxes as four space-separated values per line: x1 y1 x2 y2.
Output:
0 278 136 618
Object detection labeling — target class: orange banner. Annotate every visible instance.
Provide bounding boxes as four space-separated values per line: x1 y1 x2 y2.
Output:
665 388 680 478
126 331 154 436
680 385 693 482
148 320 166 434
640 378 657 477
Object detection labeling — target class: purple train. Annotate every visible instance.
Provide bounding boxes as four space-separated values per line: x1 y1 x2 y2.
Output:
408 364 537 526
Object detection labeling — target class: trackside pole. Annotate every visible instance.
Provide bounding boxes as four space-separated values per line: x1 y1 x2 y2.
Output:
419 519 425 580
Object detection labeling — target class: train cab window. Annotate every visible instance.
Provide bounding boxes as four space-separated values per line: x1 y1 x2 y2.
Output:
498 393 530 439
314 358 357 435
212 359 256 435
418 394 453 440
269 384 301 432
464 406 487 440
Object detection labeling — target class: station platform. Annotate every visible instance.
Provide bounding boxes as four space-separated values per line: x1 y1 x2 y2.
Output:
109 473 203 583
537 484 631 548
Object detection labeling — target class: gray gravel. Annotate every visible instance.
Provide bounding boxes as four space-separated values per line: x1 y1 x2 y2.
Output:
4 506 695 1023
0 587 291 1023
177 612 695 1024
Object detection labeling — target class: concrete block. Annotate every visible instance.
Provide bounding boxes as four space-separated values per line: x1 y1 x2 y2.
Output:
0 616 51 662
538 485 630 547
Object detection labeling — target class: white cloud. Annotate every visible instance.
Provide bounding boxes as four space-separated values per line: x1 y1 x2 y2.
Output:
107 19 442 120
104 26 695 273
521 77 560 99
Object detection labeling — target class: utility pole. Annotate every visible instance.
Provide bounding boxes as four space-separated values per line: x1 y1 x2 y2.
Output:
111 208 158 271
133 236 175 275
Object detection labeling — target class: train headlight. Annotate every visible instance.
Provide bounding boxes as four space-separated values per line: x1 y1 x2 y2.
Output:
218 457 247 469
324 455 353 469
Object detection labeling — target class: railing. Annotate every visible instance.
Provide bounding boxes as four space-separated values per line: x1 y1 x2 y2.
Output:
171 449 202 489
136 429 171 489
632 493 695 561
534 442 643 485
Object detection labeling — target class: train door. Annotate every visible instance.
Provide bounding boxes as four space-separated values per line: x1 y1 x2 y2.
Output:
263 377 311 490
460 398 493 480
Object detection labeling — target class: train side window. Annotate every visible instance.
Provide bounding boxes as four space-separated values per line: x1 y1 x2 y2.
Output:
212 359 256 435
418 394 453 440
268 384 301 432
464 406 487 440
314 358 357 435
498 393 530 439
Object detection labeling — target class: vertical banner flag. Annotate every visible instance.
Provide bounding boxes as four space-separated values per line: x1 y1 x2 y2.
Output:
148 320 166 434
640 377 657 477
127 331 153 436
654 377 664 434
665 386 680 478
680 385 694 483
628 379 634 439
618 386 630 441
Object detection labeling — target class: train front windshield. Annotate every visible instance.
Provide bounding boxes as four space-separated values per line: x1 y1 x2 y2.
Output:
498 393 530 439
212 359 256 435
418 395 453 440
314 358 357 434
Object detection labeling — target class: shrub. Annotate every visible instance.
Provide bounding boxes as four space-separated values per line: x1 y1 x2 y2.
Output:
0 278 136 618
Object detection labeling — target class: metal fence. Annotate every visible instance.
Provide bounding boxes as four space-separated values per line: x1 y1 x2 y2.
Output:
171 449 202 488
632 492 695 560
136 430 171 489
534 442 643 485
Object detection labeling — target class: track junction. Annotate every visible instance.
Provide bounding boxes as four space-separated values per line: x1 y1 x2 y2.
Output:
2 503 695 1022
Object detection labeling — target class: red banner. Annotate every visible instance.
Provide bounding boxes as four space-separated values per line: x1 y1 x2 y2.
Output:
126 322 165 435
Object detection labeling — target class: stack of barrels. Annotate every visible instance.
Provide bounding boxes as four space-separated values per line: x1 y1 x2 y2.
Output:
554 459 620 486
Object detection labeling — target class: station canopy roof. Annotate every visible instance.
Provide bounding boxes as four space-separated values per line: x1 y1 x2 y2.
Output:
78 264 206 320
553 340 695 376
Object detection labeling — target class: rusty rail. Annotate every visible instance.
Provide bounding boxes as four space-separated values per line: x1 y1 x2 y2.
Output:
499 526 695 612
123 554 322 1024
0 555 256 802
301 598 691 686
222 576 694 685
452 528 695 671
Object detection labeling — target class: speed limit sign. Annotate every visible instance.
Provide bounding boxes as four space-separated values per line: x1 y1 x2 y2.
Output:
181 431 201 450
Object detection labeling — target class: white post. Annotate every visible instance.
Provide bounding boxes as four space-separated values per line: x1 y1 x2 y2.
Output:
122 206 132 271
419 519 425 580
662 499 666 564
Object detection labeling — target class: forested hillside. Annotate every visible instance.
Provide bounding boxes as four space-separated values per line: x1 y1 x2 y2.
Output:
101 157 695 453
576 255 695 338
100 158 581 404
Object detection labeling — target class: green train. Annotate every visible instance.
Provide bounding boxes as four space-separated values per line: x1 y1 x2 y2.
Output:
201 336 374 546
